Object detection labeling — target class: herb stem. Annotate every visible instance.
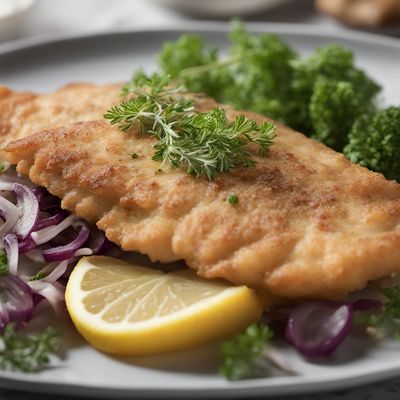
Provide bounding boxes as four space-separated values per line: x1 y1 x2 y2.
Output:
177 53 251 80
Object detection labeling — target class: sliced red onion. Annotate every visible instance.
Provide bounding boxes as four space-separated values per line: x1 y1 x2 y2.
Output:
285 302 353 358
31 214 76 245
42 222 90 262
74 247 93 257
0 182 13 191
4 234 19 276
43 260 68 283
12 183 39 239
28 280 65 315
18 235 38 254
24 249 45 263
0 274 34 331
351 299 382 312
35 211 67 230
31 187 61 212
88 230 113 255
0 196 19 242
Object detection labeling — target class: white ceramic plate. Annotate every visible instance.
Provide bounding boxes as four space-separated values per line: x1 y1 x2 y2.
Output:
0 0 37 42
1 22 400 399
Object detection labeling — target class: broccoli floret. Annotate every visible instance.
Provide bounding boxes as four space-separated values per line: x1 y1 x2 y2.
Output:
288 45 381 150
344 107 400 181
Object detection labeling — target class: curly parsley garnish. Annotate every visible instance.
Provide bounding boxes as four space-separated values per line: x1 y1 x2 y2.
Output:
0 325 61 372
357 286 400 339
29 271 46 281
104 72 275 180
220 323 293 381
0 250 8 276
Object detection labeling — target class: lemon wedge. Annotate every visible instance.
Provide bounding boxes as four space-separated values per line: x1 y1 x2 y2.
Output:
65 256 263 356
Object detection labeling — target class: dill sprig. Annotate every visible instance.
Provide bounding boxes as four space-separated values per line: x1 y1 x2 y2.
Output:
0 325 61 372
104 72 275 180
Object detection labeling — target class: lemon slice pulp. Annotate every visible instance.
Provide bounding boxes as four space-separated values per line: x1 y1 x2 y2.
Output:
65 256 263 356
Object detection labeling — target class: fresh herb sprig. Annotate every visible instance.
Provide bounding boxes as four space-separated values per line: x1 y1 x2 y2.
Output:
104 73 275 180
220 323 293 381
0 250 8 276
0 325 61 372
158 21 381 154
357 286 400 339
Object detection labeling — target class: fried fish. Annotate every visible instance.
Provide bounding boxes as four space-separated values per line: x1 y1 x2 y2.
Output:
2 83 400 301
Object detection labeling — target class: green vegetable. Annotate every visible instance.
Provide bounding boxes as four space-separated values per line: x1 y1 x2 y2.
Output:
159 34 230 100
158 22 381 152
0 325 61 372
0 162 4 173
159 21 296 121
220 324 274 380
220 323 294 381
227 193 239 205
290 45 381 150
357 286 400 339
222 20 296 121
0 250 8 276
104 72 275 180
309 80 363 151
29 271 46 281
344 107 400 181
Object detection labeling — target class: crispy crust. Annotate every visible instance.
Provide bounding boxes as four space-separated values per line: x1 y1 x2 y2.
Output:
3 83 400 300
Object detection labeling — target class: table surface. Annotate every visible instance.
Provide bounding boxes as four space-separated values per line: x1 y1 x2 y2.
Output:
1 0 400 399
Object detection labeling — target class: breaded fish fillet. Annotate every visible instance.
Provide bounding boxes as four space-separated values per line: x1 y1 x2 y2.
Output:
2 83 400 300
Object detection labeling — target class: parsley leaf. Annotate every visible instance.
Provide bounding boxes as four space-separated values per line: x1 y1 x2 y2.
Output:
158 21 380 153
0 250 8 276
220 323 293 381
344 107 400 182
29 271 46 281
104 73 275 180
359 286 400 339
0 325 61 372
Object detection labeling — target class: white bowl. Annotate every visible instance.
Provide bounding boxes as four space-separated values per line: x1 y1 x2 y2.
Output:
0 0 37 42
154 0 294 17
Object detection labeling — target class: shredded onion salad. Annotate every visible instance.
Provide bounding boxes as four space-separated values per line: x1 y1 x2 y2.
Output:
0 165 112 331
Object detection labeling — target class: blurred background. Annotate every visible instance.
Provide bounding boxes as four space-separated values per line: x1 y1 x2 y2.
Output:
1 0 400 43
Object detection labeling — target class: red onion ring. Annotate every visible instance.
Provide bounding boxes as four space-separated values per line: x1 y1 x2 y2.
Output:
31 214 76 245
35 211 67 230
12 183 39 239
0 274 33 331
42 222 90 262
0 196 19 241
28 280 65 315
4 234 19 275
285 302 353 358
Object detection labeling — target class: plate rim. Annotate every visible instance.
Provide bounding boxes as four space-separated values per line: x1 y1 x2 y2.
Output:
1 20 400 57
1 22 400 398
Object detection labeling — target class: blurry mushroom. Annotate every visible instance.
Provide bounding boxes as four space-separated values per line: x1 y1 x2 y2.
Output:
315 0 400 27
